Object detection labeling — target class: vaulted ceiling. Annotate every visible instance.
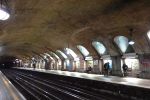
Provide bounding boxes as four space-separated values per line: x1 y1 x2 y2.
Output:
0 0 150 59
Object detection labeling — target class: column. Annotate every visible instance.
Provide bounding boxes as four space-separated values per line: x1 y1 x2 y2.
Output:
111 56 122 76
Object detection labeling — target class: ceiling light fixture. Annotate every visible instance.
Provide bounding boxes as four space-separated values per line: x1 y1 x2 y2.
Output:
128 40 135 45
128 28 135 45
0 0 10 20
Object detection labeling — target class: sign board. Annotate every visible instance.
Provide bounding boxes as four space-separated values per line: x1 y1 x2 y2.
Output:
85 56 93 60
122 53 138 58
101 55 111 59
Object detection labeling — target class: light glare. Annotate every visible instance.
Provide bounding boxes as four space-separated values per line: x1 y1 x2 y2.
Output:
0 9 9 20
129 40 135 45
147 31 150 39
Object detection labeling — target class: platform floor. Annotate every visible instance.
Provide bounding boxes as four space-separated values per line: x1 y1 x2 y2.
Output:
16 67 150 89
0 71 25 100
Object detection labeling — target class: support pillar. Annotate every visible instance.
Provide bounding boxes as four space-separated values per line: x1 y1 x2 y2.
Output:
112 56 122 76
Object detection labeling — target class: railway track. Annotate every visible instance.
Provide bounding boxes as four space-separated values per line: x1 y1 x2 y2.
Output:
1 69 130 100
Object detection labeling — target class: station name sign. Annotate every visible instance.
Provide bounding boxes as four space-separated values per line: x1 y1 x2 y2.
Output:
122 53 138 58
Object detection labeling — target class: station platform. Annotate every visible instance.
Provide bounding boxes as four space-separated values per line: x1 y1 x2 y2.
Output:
15 67 150 89
0 71 25 100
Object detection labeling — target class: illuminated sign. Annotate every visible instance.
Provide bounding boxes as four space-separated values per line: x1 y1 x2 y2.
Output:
85 56 93 60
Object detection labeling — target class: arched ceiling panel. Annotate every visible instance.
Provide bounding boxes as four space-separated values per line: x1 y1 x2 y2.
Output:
0 0 149 58
114 36 129 53
92 41 106 55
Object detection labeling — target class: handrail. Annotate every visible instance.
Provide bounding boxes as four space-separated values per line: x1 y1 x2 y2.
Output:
0 71 26 100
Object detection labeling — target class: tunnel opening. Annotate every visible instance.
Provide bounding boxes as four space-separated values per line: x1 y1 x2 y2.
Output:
0 56 16 68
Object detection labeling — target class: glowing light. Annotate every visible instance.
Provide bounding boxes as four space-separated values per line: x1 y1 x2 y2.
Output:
129 40 135 45
77 45 89 57
0 9 9 20
114 36 129 53
32 57 35 60
147 31 150 39
92 41 106 55
15 59 18 61
85 56 93 60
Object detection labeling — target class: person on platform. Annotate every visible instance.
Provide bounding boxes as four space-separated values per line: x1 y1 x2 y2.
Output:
122 63 128 77
104 62 110 76
86 65 92 73
33 63 36 69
